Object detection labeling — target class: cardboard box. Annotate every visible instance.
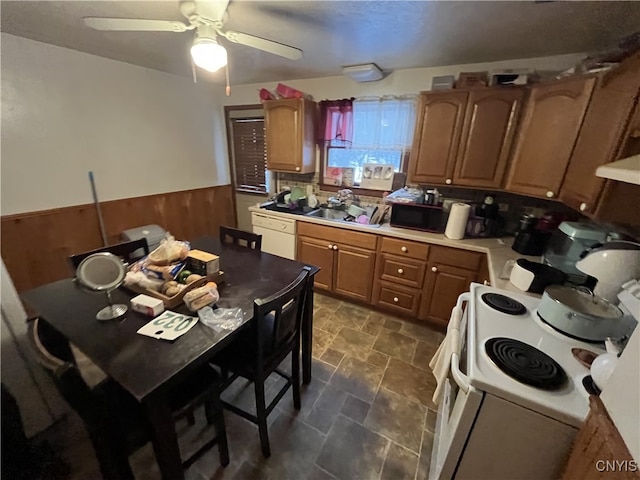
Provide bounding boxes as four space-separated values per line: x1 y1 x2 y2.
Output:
131 294 165 317
457 71 489 89
187 250 220 276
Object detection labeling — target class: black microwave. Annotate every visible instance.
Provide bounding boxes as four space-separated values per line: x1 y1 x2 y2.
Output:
390 203 445 233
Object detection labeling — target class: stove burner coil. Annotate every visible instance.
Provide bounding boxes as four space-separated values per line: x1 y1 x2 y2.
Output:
485 337 567 390
481 293 527 315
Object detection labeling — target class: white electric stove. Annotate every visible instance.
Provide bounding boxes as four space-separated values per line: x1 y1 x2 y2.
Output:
431 283 607 480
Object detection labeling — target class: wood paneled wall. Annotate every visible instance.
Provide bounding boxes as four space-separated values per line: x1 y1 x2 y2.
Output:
1 185 236 292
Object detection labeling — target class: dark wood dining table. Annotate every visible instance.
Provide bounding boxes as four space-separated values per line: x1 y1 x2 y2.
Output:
21 236 319 480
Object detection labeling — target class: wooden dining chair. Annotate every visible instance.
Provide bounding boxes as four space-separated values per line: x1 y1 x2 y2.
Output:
211 266 310 458
27 317 229 479
69 238 150 270
219 226 262 250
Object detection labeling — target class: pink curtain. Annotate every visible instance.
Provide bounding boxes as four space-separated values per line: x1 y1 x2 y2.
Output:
318 99 354 144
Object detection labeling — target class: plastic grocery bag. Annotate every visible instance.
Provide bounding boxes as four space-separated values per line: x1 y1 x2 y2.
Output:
197 307 243 332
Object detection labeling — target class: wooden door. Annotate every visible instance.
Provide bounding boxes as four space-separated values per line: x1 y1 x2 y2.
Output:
265 99 302 172
296 235 334 291
333 244 376 302
453 88 525 188
559 55 640 215
408 91 468 185
505 76 596 199
420 263 476 325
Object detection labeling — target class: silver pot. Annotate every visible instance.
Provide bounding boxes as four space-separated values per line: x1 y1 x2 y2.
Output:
538 285 624 342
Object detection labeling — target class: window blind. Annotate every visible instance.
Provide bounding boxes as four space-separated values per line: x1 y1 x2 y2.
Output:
231 118 266 193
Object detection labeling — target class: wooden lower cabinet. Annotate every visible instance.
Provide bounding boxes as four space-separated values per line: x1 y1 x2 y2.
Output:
297 235 334 291
372 281 421 317
420 262 477 326
334 244 376 302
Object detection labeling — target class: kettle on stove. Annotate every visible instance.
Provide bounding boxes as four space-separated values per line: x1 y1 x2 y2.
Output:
576 241 640 303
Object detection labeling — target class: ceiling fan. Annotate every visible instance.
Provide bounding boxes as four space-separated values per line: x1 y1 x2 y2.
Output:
83 0 303 74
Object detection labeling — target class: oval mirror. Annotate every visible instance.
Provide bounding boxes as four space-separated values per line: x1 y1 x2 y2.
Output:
76 252 128 321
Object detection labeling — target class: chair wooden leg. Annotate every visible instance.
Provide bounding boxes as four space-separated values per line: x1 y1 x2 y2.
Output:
186 410 196 426
291 347 301 410
206 395 229 467
254 380 271 458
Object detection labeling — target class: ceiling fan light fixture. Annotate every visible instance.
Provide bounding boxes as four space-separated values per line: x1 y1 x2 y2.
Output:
342 63 384 82
191 36 227 72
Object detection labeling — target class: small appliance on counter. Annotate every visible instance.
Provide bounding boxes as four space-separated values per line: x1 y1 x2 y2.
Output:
389 202 445 233
509 259 566 294
543 222 613 279
512 212 570 256
575 241 640 303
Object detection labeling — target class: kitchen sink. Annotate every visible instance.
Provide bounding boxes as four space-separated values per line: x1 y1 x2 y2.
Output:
305 208 381 228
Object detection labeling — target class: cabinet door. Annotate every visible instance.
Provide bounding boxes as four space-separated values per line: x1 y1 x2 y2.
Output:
265 100 303 172
506 76 596 199
420 263 476 326
559 59 640 215
333 244 376 303
296 236 334 291
453 88 524 188
408 91 468 185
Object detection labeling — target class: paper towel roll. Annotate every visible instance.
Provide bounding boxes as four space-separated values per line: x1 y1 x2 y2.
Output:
445 203 471 240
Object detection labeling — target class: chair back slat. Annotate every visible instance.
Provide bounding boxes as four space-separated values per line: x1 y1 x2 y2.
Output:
220 226 262 251
69 238 150 270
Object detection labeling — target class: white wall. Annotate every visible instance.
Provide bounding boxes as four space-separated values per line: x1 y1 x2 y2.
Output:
219 52 585 106
1 33 230 216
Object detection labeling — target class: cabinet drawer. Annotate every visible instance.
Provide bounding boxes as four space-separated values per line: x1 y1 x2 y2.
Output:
429 245 483 271
380 237 429 260
298 222 377 250
377 253 427 288
373 281 421 317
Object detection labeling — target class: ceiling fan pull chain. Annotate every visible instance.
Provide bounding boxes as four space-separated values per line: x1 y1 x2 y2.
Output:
225 61 231 96
191 58 198 84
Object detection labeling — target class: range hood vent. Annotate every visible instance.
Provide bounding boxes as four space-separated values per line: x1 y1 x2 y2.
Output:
596 154 640 186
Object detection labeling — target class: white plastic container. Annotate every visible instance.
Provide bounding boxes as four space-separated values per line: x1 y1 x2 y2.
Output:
131 294 165 317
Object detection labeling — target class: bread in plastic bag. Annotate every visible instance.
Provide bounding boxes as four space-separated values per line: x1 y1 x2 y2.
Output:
183 282 219 311
147 234 190 266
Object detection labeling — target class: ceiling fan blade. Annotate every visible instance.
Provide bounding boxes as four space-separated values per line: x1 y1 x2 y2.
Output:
196 0 230 23
83 17 190 32
222 30 303 60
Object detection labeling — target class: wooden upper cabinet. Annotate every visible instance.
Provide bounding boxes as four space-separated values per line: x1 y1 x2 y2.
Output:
453 88 524 188
559 55 640 215
505 76 596 199
408 90 468 185
264 98 316 173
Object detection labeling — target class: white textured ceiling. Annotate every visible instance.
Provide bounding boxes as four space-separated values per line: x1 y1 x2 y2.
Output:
2 1 640 85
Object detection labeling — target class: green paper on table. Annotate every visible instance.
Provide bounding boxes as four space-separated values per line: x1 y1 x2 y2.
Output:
137 310 198 341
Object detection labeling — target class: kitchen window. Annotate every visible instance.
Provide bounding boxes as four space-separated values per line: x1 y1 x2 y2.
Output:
225 105 269 195
321 95 417 189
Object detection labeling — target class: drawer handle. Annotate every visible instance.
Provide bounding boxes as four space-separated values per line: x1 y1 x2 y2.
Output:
401 246 408 253
431 266 438 273
397 268 404 275
333 245 338 251
328 244 333 249
393 297 399 303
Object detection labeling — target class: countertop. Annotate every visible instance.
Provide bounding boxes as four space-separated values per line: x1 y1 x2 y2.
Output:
249 206 542 295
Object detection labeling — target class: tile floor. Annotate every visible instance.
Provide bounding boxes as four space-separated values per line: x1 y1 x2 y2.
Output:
34 294 445 480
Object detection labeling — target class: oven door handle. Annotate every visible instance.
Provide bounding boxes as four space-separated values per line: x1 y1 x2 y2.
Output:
451 292 471 393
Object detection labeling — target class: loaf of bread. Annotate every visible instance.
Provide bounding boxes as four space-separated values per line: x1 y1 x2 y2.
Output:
183 282 219 312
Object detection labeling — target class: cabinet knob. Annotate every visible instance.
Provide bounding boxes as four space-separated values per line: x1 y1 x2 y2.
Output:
281 225 286 230
445 179 452 185
484 280 490 286
397 268 404 275
328 244 333 249
546 191 555 198
401 246 408 253
431 266 438 272
295 167 300 172
579 203 588 212
393 297 399 303
333 245 338 250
